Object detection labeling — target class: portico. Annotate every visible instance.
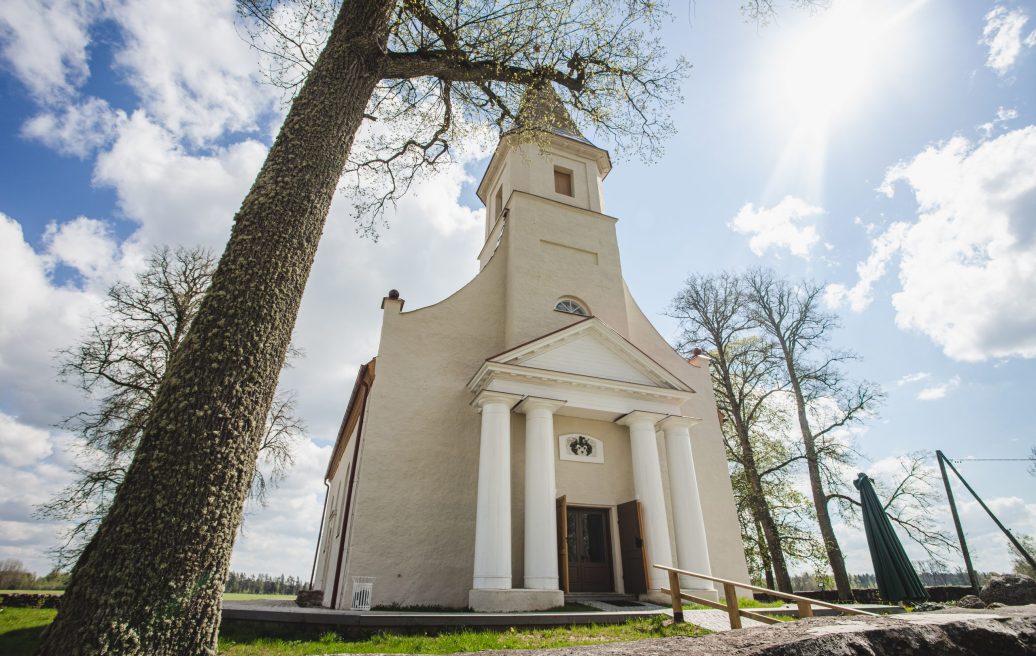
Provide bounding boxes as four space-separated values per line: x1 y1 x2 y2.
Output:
467 319 716 612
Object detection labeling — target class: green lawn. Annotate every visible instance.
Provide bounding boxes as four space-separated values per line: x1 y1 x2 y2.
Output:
1 590 295 602
1 607 708 656
0 607 58 656
683 597 784 611
218 617 708 655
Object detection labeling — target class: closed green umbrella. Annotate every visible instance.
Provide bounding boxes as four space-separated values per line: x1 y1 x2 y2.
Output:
854 472 929 602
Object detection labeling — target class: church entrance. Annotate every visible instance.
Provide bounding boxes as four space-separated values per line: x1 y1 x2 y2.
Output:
564 506 614 593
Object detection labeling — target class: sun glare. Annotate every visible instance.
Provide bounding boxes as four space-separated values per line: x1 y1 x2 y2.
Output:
776 2 879 123
761 0 925 200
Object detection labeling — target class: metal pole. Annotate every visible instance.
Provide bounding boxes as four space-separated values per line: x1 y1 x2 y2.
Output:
942 454 1036 574
937 451 979 593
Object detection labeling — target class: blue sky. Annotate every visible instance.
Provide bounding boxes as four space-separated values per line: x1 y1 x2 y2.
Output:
0 0 1034 580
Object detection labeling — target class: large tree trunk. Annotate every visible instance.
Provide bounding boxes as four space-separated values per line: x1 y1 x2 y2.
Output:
781 350 854 601
38 1 394 653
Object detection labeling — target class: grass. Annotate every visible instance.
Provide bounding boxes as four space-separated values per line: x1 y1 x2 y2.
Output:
683 597 784 611
219 616 709 655
1 608 709 656
0 607 58 656
1 590 295 602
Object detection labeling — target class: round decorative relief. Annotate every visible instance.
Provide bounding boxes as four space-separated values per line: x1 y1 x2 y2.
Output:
558 433 604 464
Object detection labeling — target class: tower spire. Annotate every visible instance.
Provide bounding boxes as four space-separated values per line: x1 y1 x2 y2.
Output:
512 81 590 144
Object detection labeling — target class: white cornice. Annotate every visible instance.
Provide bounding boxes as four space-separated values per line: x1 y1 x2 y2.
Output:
468 361 695 404
487 317 693 393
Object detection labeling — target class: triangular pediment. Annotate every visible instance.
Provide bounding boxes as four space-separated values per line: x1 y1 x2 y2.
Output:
487 319 691 392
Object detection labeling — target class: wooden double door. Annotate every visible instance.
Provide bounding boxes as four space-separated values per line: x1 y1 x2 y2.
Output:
556 498 648 594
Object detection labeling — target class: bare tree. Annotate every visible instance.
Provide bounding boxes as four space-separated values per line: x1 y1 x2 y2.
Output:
39 1 691 652
37 246 304 569
745 269 883 600
670 272 799 592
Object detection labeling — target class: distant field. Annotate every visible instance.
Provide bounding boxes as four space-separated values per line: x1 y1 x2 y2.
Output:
1 590 295 601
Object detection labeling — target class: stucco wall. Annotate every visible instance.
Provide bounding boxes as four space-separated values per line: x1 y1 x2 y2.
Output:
339 242 509 609
503 193 629 346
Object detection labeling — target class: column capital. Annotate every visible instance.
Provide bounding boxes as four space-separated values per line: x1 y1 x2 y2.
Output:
471 390 524 411
616 410 668 428
658 415 702 432
515 396 566 415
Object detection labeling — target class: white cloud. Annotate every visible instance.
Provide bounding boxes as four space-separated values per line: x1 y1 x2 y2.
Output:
0 0 96 102
109 0 278 144
93 111 268 248
916 375 960 401
825 221 908 312
980 6 1033 76
43 216 120 283
232 439 331 578
896 371 931 386
978 106 1019 138
0 412 53 467
22 97 126 158
0 213 110 427
853 124 1036 362
730 195 823 259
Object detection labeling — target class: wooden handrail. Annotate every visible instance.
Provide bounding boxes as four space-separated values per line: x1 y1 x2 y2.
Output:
654 563 877 630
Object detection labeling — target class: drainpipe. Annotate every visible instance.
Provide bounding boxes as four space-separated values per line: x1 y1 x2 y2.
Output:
309 479 331 590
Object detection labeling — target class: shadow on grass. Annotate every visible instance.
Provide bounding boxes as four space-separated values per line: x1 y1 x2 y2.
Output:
0 624 49 656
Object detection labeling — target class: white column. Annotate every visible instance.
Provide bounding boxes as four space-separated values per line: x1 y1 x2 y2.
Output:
618 411 673 592
660 416 713 590
472 392 521 590
517 398 566 590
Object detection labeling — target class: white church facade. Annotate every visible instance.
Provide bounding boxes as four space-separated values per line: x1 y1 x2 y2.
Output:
311 88 750 612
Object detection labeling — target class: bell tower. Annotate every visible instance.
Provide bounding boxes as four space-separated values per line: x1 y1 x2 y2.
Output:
475 84 629 347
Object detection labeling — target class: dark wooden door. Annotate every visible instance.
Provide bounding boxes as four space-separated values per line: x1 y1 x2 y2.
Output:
556 496 569 593
616 500 647 595
566 507 614 593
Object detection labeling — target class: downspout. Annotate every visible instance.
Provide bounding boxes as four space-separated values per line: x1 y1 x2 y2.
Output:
308 479 331 589
329 376 371 609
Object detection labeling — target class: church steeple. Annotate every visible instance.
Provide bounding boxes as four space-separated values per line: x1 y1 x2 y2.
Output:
475 83 612 246
510 82 590 145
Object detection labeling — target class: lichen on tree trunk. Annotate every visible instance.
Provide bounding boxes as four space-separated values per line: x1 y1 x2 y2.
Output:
37 1 395 653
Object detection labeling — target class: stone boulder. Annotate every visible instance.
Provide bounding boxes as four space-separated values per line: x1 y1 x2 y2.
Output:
956 595 986 609
979 574 1036 606
295 589 324 607
912 602 945 612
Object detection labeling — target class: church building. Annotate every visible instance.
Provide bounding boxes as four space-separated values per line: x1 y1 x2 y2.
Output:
311 86 750 612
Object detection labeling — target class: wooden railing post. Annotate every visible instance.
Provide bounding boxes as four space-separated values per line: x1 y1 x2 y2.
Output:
652 563 879 630
722 583 741 630
668 570 683 623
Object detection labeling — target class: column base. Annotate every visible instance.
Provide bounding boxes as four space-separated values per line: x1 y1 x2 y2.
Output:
469 589 565 612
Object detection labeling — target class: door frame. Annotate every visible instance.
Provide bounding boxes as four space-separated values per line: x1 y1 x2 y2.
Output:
562 503 617 594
